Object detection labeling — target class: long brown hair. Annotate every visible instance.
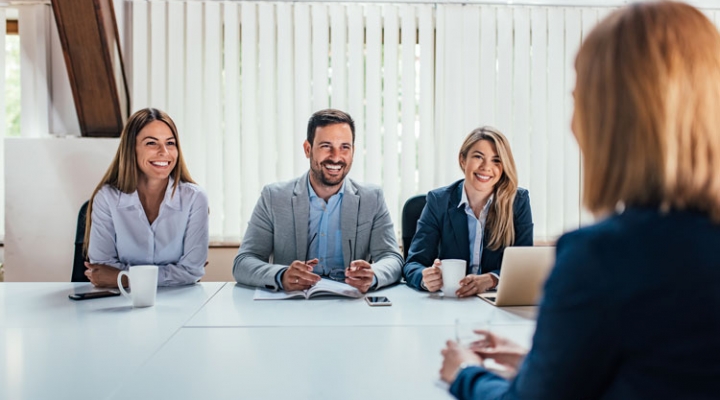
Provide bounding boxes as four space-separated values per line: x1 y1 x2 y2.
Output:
574 1 720 221
458 127 518 250
83 108 195 254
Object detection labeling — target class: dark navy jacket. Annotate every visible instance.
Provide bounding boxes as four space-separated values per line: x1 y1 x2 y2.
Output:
403 179 533 290
451 207 720 400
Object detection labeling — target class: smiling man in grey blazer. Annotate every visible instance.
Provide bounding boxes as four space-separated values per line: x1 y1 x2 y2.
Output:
233 109 403 293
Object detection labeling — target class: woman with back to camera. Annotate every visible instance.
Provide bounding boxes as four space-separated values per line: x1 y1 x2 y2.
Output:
403 127 533 297
439 2 720 398
84 108 209 287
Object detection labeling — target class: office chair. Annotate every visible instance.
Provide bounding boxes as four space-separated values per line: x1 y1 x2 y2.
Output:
401 194 427 260
71 200 90 282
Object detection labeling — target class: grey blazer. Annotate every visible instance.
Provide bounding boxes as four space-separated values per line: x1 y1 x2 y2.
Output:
233 172 403 290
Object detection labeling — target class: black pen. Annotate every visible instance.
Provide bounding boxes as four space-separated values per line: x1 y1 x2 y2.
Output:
306 232 318 263
347 239 355 271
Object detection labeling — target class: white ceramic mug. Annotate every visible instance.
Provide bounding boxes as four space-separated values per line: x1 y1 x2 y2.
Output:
117 265 158 307
440 259 466 297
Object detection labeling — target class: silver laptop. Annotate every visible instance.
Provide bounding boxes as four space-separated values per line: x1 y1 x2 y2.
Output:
478 246 555 306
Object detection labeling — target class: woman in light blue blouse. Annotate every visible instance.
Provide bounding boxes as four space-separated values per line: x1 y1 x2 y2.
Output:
84 108 209 287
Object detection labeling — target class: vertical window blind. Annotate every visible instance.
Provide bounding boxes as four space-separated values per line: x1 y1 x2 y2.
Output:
129 1 604 243
7 2 720 241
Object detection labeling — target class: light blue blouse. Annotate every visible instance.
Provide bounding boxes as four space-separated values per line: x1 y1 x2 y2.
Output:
458 183 493 275
88 180 209 286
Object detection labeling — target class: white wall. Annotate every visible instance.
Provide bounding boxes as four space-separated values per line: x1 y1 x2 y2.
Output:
5 137 118 281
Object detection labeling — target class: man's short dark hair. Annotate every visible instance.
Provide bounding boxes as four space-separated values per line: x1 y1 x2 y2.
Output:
306 109 355 145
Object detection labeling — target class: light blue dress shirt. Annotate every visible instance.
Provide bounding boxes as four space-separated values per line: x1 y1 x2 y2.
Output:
307 178 346 278
458 184 493 275
88 179 209 286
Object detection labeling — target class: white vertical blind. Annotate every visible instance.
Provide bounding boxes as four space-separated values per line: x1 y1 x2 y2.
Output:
382 5 400 226
496 7 513 136
417 6 435 194
365 5 382 185
184 1 204 196
166 2 184 138
545 8 565 239
347 4 365 182
204 2 223 234
222 2 242 238
530 7 549 241
330 4 347 112
478 6 497 132
512 7 531 192
149 1 166 111
276 4 295 183
120 1 661 243
311 4 329 111
400 5 417 206
131 2 148 110
436 5 462 185
258 2 277 188
293 4 312 175
240 2 259 229
461 6 480 136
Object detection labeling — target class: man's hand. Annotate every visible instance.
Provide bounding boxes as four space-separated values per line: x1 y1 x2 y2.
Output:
282 259 321 292
421 259 443 291
456 273 497 298
345 260 375 293
84 262 126 288
440 340 483 384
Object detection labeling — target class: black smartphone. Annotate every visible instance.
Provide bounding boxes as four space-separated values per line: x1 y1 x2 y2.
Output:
68 290 121 301
365 296 392 306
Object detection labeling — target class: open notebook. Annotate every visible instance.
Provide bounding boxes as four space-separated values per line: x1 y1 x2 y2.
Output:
253 278 364 300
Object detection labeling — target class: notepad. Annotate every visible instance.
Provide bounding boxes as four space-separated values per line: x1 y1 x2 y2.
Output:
253 278 364 300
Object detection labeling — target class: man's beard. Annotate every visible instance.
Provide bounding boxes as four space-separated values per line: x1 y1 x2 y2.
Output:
310 159 350 187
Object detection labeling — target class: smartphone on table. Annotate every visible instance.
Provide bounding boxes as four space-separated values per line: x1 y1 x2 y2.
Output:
365 296 392 306
68 289 121 301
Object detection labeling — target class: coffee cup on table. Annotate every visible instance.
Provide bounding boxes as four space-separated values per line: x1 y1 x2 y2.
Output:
439 259 466 297
117 265 158 308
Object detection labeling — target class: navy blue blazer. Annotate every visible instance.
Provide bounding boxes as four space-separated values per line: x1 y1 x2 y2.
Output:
403 179 533 290
451 207 720 400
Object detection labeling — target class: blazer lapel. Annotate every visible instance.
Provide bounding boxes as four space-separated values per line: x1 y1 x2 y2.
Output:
448 183 471 262
341 179 359 267
292 173 311 261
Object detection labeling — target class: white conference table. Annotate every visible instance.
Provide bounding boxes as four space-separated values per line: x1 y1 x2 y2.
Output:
1 282 537 400
0 282 225 400
186 283 538 327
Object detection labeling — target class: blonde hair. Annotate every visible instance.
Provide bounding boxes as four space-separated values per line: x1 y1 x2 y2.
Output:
574 1 720 221
83 108 195 254
458 127 518 250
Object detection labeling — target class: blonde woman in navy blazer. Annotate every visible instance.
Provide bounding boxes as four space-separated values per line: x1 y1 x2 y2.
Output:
440 2 720 399
403 127 533 297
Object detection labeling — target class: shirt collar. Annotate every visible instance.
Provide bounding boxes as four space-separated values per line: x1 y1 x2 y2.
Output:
117 178 180 210
307 174 346 201
458 182 494 212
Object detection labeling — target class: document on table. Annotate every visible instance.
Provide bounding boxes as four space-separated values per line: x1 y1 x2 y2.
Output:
253 279 363 300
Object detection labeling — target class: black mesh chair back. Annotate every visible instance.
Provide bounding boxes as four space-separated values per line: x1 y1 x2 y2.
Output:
71 200 90 282
401 194 427 260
